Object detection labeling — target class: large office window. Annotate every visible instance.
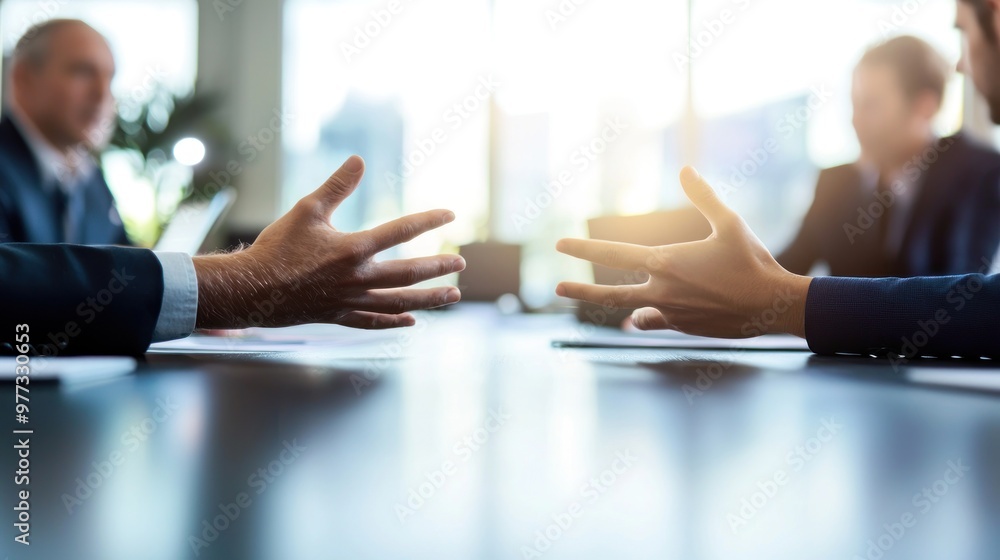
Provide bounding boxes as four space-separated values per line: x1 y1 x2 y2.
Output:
0 0 198 244
283 0 688 305
283 0 964 305
282 0 493 262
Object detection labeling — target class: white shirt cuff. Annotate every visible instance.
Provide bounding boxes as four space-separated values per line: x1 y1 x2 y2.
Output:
151 252 198 342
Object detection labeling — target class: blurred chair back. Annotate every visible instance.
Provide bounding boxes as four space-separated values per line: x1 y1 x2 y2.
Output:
457 242 522 302
578 207 712 325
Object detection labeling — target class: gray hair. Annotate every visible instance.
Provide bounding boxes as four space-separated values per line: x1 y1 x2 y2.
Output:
12 19 94 68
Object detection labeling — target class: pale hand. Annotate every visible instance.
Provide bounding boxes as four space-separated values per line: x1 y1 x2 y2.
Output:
555 167 812 339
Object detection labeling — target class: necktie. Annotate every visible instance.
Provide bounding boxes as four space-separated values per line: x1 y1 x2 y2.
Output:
51 182 84 244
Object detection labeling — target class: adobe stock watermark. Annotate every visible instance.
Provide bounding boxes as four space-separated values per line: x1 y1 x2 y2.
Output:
519 450 638 559
843 136 955 245
348 311 442 395
512 117 628 232
188 439 306 556
876 0 931 40
716 83 833 200
384 75 500 191
35 267 138 357
60 397 181 515
672 0 752 72
889 256 994 370
212 0 247 21
853 459 968 560
727 417 842 533
554 264 653 363
6 0 69 53
341 0 408 64
394 408 510 523
545 0 592 31
200 107 295 197
664 285 800 404
680 347 747 404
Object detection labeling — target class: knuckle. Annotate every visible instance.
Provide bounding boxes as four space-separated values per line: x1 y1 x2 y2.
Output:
345 236 372 263
604 247 621 267
402 266 419 286
635 312 650 330
439 258 455 276
324 175 350 195
293 197 322 217
650 248 671 269
395 220 418 241
391 297 408 314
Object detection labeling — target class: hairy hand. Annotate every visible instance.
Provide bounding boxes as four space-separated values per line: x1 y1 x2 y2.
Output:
555 167 812 338
193 156 465 330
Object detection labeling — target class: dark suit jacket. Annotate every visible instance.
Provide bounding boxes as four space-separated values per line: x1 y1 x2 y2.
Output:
0 244 163 356
806 273 1000 360
778 133 1000 278
0 113 129 244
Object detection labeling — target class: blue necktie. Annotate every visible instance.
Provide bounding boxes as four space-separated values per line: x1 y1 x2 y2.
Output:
51 182 84 244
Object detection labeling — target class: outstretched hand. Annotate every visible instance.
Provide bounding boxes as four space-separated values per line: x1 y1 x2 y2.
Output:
555 167 812 338
193 156 465 330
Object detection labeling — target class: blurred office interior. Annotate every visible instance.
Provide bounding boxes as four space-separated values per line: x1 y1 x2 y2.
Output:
0 0 986 305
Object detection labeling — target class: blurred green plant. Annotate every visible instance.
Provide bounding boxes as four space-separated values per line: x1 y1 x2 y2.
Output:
105 86 233 245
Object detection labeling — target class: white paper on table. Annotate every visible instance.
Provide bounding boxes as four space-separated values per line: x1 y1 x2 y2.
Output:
148 323 409 354
552 332 811 351
0 357 137 382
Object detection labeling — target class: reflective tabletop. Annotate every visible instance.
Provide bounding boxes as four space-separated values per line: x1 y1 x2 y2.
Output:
3 304 999 560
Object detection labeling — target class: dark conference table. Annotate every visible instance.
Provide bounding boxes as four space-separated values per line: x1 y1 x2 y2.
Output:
3 304 999 560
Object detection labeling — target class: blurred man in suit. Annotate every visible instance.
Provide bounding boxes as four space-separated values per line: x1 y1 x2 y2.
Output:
556 1 1000 360
778 36 1000 277
0 19 127 244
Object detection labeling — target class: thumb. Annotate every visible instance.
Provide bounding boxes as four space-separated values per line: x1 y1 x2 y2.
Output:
311 155 365 217
679 166 733 231
631 307 672 331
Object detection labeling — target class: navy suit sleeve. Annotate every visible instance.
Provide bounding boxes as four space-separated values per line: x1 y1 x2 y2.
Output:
0 244 164 356
805 274 1000 360
776 169 835 275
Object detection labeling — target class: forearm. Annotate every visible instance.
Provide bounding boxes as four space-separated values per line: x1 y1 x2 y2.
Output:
774 274 812 338
193 251 281 330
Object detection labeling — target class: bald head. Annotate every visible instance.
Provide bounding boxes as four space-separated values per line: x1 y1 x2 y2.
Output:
10 19 116 151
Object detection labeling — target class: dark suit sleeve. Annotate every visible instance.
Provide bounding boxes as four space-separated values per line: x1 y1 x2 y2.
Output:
805 274 1000 360
776 171 829 275
0 244 164 356
0 180 15 244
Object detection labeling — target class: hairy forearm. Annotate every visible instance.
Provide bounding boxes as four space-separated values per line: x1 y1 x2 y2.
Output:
192 251 277 329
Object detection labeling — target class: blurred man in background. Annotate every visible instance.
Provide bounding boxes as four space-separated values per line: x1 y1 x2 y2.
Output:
556 1 1000 360
0 19 127 244
777 35 1000 277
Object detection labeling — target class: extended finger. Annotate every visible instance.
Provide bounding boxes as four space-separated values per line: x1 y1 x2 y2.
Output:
679 166 737 232
555 238 651 271
364 255 466 289
349 286 461 314
555 282 643 309
303 156 365 217
337 311 416 329
361 209 456 254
